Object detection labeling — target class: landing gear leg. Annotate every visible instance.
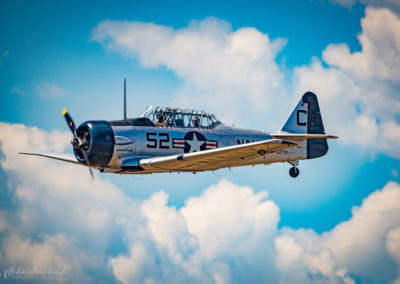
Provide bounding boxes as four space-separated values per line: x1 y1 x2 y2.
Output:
289 167 299 178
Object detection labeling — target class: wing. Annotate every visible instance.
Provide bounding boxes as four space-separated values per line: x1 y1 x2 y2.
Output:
139 139 296 172
19 152 81 165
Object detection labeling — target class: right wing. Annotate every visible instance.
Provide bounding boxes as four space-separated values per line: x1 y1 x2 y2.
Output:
19 152 81 165
139 138 297 172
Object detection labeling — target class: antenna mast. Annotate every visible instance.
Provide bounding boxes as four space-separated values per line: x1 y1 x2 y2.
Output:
123 78 127 120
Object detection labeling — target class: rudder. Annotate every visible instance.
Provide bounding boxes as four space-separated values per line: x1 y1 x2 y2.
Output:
302 92 328 159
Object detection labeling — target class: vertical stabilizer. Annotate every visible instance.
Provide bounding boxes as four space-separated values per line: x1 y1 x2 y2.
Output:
281 92 329 159
281 98 309 134
123 78 127 120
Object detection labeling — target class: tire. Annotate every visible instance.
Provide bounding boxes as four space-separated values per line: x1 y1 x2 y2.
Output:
289 167 299 178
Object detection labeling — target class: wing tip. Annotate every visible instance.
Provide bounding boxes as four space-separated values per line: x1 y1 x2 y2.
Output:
62 109 68 116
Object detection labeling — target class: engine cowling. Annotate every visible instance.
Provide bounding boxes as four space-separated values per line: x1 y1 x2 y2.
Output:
74 120 114 167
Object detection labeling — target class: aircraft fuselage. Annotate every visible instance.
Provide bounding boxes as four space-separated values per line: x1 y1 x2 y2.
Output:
103 123 306 174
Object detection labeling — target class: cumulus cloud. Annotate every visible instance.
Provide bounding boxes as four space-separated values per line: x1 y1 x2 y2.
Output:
91 17 288 124
1 122 400 283
386 226 400 283
323 9 400 83
0 122 140 282
277 181 400 283
110 179 281 284
35 81 69 98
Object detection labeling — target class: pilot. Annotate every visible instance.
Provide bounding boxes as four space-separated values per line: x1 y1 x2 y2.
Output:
192 116 199 127
156 113 165 126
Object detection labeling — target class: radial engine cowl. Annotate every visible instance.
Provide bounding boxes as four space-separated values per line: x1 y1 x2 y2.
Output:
74 120 114 167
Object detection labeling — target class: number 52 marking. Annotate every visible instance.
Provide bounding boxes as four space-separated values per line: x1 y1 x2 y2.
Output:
146 133 170 149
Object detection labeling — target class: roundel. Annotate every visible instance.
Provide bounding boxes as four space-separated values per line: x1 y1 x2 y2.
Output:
184 131 206 153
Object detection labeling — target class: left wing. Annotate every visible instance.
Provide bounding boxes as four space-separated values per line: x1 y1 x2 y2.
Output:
19 152 81 165
139 139 296 172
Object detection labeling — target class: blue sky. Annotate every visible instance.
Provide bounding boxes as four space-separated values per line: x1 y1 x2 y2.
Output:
1 0 400 283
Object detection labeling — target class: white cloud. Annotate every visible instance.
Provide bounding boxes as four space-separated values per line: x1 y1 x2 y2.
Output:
1 122 400 283
110 244 157 284
35 81 69 98
275 235 303 270
386 226 400 284
323 8 400 85
2 233 94 282
181 180 279 260
110 180 281 284
277 181 400 283
0 122 140 282
92 17 288 125
324 182 400 280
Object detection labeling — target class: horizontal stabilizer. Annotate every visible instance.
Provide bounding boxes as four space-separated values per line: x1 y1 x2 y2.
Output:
271 133 338 141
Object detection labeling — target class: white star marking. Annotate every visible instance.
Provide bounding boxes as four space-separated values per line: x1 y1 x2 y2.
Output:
186 133 205 152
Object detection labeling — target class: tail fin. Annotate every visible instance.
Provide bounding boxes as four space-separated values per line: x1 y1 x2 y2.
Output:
281 92 329 159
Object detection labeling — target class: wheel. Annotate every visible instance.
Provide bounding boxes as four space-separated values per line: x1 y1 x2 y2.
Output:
289 167 299 178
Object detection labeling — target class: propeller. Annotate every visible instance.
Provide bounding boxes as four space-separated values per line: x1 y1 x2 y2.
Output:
62 109 94 180
63 109 77 136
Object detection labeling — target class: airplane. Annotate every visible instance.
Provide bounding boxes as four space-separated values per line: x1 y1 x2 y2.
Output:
21 79 338 179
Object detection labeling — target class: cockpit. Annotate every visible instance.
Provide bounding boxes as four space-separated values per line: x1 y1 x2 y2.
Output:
139 106 221 129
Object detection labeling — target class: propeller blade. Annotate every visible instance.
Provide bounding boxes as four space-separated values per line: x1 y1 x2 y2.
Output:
88 166 94 180
80 147 94 180
62 109 77 136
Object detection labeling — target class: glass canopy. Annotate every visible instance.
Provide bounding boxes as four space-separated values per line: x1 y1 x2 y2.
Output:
139 106 220 128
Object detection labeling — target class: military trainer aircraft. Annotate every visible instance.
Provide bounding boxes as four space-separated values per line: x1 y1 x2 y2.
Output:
21 79 337 179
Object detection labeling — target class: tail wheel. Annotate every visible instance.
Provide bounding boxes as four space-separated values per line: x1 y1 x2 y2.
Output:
289 167 299 178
